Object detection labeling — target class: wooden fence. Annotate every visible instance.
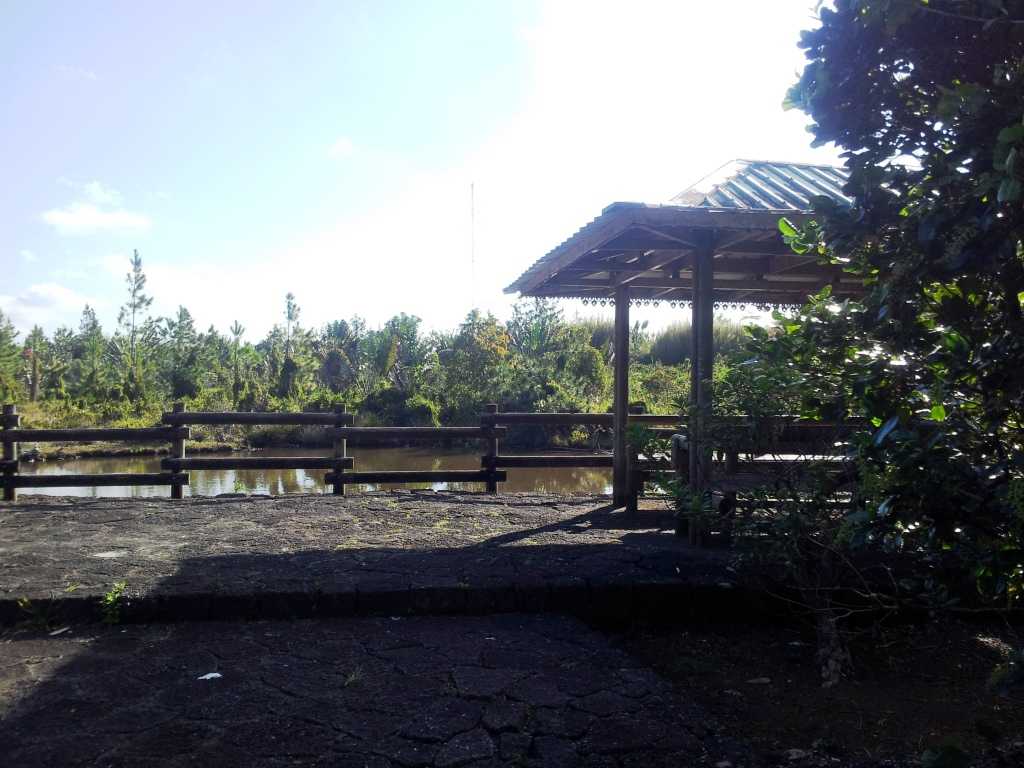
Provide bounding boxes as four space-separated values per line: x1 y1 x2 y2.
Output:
0 402 675 502
0 401 853 504
1 403 355 501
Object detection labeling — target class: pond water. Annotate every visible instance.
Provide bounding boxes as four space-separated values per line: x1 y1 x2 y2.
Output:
16 447 614 497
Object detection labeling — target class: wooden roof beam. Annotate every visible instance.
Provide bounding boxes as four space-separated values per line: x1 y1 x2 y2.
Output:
613 251 687 287
556 276 854 292
547 260 845 288
715 239 794 257
629 224 698 249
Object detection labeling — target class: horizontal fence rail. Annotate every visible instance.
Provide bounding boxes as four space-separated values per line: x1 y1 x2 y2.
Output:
160 457 354 472
8 473 189 489
162 410 354 426
326 470 508 485
3 426 189 443
487 412 679 427
333 426 505 441
486 455 614 469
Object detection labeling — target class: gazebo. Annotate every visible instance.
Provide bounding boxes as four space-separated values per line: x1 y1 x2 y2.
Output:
505 160 860 507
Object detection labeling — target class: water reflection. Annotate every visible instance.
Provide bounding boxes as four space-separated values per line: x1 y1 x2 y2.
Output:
17 448 613 497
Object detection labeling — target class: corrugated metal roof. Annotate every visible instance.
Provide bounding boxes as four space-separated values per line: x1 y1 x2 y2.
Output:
669 159 851 211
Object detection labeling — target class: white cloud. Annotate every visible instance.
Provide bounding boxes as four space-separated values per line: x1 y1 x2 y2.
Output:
43 180 149 235
20 249 37 263
328 136 355 159
54 64 98 82
56 178 124 205
82 181 122 206
42 202 151 235
0 282 99 332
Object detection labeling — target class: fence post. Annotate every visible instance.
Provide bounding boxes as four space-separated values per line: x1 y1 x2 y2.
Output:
483 403 499 495
2 404 18 502
725 448 739 475
332 405 348 496
625 405 643 513
170 402 186 499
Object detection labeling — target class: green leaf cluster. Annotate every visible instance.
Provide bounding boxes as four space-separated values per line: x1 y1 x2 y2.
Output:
772 0 1024 607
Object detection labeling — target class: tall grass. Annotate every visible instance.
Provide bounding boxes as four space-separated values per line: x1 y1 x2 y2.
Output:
648 318 747 365
572 315 749 365
572 317 614 357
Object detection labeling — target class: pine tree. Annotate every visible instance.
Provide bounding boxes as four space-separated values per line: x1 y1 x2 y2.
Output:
279 294 303 398
0 310 20 402
115 250 155 401
229 321 246 407
284 293 300 355
23 326 47 402
119 250 153 365
72 305 107 402
160 306 197 398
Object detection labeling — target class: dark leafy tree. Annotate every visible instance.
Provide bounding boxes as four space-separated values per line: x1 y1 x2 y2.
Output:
775 0 1024 605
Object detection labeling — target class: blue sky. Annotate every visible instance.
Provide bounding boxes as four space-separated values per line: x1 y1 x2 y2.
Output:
1 1 839 339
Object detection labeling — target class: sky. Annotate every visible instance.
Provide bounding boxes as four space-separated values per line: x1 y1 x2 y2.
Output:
0 0 840 341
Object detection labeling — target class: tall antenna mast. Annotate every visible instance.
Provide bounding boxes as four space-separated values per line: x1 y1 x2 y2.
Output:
470 182 476 309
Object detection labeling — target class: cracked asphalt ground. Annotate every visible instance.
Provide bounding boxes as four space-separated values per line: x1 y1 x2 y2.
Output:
0 614 752 767
0 493 732 624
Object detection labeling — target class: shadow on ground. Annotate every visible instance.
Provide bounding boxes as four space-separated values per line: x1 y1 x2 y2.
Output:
0 494 761 766
0 613 758 767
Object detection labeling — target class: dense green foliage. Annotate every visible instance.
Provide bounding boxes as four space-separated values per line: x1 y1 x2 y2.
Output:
759 0 1024 610
0 258 746 444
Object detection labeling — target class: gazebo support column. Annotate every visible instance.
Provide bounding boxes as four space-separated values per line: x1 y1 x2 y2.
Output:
688 234 715 528
612 284 630 507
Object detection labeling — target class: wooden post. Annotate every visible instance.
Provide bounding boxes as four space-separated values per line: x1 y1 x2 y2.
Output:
332 405 348 496
725 448 739 475
612 284 630 507
686 233 716 542
483 403 499 495
697 235 715 489
2 404 18 502
688 268 701 496
625 405 643 514
170 402 186 499
671 434 689 479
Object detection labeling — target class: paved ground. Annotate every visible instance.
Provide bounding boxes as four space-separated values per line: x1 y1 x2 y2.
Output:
0 614 754 767
0 492 735 624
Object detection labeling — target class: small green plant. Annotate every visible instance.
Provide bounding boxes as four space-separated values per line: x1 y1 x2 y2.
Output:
342 665 364 688
652 474 714 539
989 647 1024 696
232 477 246 493
920 742 971 768
100 581 129 624
16 597 59 630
